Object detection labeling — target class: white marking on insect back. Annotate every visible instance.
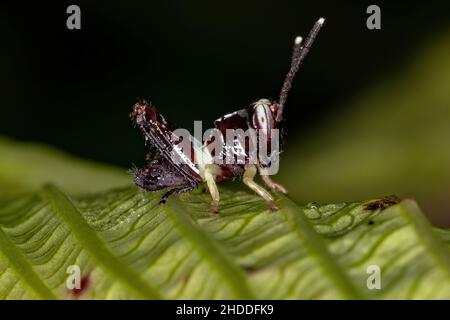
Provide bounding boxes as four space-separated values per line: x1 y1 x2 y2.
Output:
170 129 200 175
170 128 214 180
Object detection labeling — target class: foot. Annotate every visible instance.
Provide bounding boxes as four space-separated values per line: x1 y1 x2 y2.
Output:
211 201 219 214
268 200 279 212
260 175 288 194
271 182 288 194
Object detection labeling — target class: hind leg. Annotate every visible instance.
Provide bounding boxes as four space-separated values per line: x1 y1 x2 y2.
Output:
243 164 278 211
160 184 195 204
133 161 187 192
133 161 196 204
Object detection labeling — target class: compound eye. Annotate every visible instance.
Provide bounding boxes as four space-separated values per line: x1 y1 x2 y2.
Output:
253 104 274 134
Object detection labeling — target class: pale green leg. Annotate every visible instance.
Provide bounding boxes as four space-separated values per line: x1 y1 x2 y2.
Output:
243 165 278 211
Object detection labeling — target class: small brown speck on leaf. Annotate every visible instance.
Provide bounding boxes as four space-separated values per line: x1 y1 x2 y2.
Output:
243 266 257 274
364 196 400 212
69 274 90 299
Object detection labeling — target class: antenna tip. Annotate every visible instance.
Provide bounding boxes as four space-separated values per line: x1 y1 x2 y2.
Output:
318 17 325 24
294 36 303 45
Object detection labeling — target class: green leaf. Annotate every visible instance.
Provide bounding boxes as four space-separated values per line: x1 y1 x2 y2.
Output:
0 138 450 299
0 137 130 197
1 181 450 299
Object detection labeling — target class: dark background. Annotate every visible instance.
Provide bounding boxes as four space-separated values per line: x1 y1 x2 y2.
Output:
1 0 448 167
1 1 450 225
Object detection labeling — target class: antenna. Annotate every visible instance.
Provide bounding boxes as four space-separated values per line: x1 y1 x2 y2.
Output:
276 17 325 122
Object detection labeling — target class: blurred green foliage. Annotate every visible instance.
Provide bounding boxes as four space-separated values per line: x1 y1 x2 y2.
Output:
1 170 450 298
0 137 130 197
280 30 450 226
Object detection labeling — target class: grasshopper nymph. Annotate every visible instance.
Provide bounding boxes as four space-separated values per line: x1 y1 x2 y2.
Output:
131 18 325 213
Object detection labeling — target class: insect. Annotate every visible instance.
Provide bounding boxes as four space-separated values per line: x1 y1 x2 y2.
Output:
131 18 325 213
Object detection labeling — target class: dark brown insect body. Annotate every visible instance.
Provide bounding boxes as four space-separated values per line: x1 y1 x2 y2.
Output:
131 102 201 203
131 18 325 212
